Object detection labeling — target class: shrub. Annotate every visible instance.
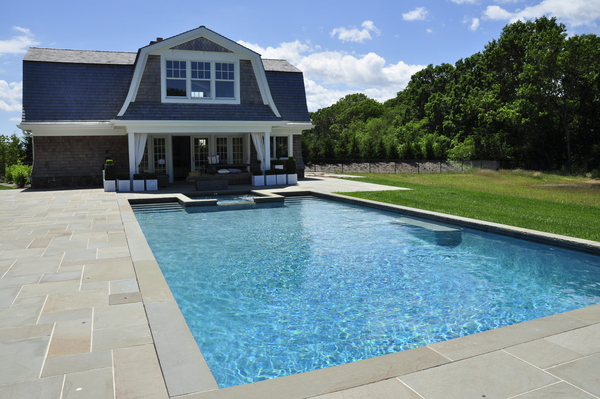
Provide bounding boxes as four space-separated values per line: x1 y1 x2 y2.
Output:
5 162 31 187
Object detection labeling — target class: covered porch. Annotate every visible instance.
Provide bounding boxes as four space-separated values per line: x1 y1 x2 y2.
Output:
119 121 306 185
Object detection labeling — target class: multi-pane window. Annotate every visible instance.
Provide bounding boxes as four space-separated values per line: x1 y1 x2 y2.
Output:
153 138 166 173
216 137 228 163
232 137 243 164
215 63 235 99
166 60 187 97
191 62 211 98
194 138 208 170
165 60 236 101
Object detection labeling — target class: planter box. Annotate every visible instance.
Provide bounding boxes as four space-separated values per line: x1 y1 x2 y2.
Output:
286 173 298 185
265 175 277 186
103 180 116 192
132 180 145 191
117 179 131 192
252 175 265 186
145 179 158 191
276 174 286 185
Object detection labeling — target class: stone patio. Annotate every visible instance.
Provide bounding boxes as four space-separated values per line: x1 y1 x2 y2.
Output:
0 176 599 398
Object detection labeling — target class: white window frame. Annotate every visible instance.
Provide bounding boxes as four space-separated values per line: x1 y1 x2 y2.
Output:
162 55 240 104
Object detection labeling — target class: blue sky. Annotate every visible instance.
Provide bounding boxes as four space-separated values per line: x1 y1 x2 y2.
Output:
1 0 599 136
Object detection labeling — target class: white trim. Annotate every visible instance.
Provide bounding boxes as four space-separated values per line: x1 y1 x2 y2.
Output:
117 26 282 118
18 122 125 136
111 119 284 134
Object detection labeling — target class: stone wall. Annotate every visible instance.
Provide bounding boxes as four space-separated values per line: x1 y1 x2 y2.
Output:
32 135 129 188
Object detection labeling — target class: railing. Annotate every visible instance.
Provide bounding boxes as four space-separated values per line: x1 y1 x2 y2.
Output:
304 159 499 174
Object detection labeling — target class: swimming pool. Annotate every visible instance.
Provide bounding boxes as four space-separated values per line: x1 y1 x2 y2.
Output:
133 196 600 388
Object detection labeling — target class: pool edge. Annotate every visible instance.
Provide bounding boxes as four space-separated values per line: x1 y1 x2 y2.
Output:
120 191 600 398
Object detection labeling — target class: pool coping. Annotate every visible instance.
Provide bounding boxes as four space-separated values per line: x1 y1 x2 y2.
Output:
120 189 600 398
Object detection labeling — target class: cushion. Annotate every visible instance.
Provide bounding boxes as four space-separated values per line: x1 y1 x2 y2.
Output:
217 169 230 174
228 168 242 174
208 155 220 165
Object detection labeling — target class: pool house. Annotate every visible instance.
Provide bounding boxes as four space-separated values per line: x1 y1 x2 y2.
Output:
19 26 313 188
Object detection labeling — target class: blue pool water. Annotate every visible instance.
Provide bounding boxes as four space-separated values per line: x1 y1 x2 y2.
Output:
133 197 600 388
190 194 255 203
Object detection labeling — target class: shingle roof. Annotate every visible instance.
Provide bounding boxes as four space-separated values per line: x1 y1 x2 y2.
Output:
22 61 134 122
22 46 310 123
266 71 311 123
262 59 302 73
117 103 281 121
24 47 136 65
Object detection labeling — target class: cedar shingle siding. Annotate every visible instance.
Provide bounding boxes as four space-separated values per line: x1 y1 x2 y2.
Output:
32 136 128 188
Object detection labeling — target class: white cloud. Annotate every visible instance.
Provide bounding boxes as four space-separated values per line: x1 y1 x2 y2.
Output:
402 7 429 21
451 0 478 4
240 40 425 111
484 0 600 27
0 27 39 56
330 21 381 43
470 17 481 30
0 80 22 112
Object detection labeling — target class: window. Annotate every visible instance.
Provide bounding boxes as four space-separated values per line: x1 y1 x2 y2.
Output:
191 62 211 98
166 60 187 97
165 59 236 101
193 138 208 170
215 63 234 98
154 138 166 174
216 137 228 163
232 137 244 164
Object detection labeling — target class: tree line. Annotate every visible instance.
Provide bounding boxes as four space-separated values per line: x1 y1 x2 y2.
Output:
302 17 600 174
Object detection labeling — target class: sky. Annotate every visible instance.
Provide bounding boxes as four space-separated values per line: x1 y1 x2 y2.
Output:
1 0 600 136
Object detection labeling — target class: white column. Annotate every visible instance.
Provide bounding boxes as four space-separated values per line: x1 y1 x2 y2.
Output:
264 131 271 170
288 134 294 157
127 132 136 180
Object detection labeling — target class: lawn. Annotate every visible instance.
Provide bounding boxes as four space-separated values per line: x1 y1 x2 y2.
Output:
339 169 600 242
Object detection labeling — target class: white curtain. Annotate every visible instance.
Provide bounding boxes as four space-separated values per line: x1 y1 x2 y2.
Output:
251 133 265 171
134 133 148 173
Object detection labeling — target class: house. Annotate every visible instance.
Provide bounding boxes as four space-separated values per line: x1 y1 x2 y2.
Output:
19 26 313 188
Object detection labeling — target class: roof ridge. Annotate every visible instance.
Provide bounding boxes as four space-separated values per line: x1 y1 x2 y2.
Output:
28 47 136 54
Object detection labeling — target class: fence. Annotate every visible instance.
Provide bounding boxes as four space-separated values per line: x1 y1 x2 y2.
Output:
304 159 499 174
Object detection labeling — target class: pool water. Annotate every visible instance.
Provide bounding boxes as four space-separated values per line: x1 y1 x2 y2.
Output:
133 197 600 388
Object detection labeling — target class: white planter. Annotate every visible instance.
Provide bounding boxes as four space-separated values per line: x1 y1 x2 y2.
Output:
265 175 277 186
117 179 131 192
132 180 145 191
252 175 264 186
276 174 286 185
286 173 298 185
103 180 116 192
145 179 158 191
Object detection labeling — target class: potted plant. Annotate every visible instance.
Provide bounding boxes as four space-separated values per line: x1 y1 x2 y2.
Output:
103 159 116 192
264 169 277 186
117 173 131 192
251 167 264 186
132 173 145 191
285 156 297 185
145 173 158 191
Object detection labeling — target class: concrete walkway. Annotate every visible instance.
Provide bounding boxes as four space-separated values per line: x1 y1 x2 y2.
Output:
0 176 599 398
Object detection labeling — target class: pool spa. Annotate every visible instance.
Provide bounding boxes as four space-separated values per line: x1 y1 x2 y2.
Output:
132 195 600 389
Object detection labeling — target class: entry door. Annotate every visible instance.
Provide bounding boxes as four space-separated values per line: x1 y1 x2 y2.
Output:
172 136 191 180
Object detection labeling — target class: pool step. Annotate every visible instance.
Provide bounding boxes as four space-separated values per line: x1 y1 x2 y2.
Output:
130 202 182 213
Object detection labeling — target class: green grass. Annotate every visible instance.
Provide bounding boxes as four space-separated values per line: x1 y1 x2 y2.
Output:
339 170 600 242
0 184 16 190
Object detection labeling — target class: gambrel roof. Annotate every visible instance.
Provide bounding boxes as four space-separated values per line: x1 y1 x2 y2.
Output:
22 28 311 125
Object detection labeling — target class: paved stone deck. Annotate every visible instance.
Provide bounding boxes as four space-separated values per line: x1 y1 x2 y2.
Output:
0 176 599 398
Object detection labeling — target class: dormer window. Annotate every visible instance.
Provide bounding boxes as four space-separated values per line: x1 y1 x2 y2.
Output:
164 59 238 102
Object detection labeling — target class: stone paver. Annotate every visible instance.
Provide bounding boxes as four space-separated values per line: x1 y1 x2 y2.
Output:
0 178 599 399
